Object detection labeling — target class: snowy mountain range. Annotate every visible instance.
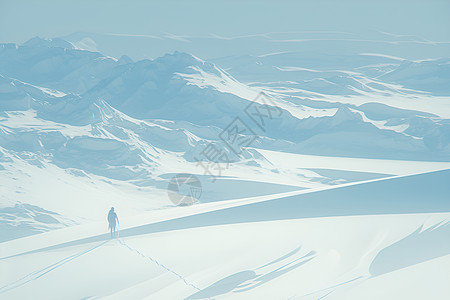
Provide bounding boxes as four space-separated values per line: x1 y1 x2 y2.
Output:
1 36 450 239
0 33 449 299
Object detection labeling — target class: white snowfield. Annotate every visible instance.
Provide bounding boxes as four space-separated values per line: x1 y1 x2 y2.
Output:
1 169 449 300
1 34 450 299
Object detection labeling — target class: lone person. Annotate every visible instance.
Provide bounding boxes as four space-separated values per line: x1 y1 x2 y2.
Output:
107 207 119 238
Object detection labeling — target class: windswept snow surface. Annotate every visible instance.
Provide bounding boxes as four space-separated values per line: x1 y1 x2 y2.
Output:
1 33 449 299
0 170 449 299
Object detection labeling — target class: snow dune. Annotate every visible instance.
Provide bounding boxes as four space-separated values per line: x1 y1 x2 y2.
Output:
256 148 450 176
1 169 449 299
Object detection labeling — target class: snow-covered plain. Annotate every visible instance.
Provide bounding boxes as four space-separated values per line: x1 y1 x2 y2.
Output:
1 169 449 299
0 33 449 299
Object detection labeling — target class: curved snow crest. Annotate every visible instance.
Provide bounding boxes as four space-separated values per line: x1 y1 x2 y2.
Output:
0 169 449 299
3 168 449 259
2 214 448 300
69 37 99 53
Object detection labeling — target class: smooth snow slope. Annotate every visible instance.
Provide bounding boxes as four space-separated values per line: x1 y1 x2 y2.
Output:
0 169 449 299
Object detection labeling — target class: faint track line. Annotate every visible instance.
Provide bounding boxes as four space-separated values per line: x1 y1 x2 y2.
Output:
118 238 201 291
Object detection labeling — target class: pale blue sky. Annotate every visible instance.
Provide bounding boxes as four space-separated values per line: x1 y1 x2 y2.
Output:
0 0 449 43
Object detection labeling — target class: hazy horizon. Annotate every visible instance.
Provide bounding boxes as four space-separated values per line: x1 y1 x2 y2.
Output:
1 0 449 44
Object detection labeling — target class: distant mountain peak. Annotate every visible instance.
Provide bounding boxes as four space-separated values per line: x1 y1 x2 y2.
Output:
156 51 209 67
22 37 75 50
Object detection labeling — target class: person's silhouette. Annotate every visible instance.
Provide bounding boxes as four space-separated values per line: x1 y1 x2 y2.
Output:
107 207 119 238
